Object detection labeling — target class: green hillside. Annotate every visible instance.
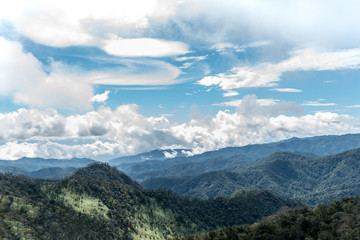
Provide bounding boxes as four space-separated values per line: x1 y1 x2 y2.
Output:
0 163 296 239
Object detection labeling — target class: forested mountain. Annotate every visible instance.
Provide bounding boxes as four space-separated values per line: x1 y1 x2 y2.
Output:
0 163 296 240
143 149 360 205
182 195 360 240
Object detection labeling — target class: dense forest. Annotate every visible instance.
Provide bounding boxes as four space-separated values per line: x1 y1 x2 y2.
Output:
182 195 360 240
0 163 296 239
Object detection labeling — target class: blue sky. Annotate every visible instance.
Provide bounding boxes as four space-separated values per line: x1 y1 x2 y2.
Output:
1 0 360 160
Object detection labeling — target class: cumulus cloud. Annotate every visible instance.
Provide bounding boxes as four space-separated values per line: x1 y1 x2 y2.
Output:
163 150 178 158
91 91 110 103
198 48 360 90
0 140 121 160
0 37 93 110
1 96 359 160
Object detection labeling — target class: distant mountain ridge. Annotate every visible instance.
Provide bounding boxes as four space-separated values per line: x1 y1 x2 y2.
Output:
0 157 96 171
0 157 96 179
2 133 360 183
143 148 360 205
111 133 360 181
109 149 191 165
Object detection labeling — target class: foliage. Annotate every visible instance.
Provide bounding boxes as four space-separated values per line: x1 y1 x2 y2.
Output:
182 195 360 240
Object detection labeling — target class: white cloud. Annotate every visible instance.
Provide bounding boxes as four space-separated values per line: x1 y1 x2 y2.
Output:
1 0 188 58
346 105 360 108
91 91 110 103
214 97 279 107
175 56 207 61
103 37 189 57
0 140 121 160
302 101 337 106
175 55 207 69
3 0 360 52
1 97 360 160
179 62 194 69
1 0 180 47
198 48 360 90
223 90 239 97
163 150 178 158
271 88 302 93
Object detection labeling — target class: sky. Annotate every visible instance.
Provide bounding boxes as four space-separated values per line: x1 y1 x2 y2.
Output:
1 0 360 160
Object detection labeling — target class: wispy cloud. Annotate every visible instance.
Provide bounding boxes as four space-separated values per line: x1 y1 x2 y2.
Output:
211 40 271 53
271 88 302 93
346 104 360 108
198 48 360 90
175 56 207 62
214 97 279 107
176 55 208 69
302 100 337 106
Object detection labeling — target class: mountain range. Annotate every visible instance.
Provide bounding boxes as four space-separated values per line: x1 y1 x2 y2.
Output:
2 133 360 206
114 133 360 181
144 149 360 205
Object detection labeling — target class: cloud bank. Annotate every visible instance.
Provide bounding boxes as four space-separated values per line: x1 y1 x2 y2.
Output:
1 95 360 160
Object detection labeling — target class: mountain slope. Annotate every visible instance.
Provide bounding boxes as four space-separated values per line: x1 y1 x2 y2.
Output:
0 163 297 240
143 149 360 205
132 154 253 181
